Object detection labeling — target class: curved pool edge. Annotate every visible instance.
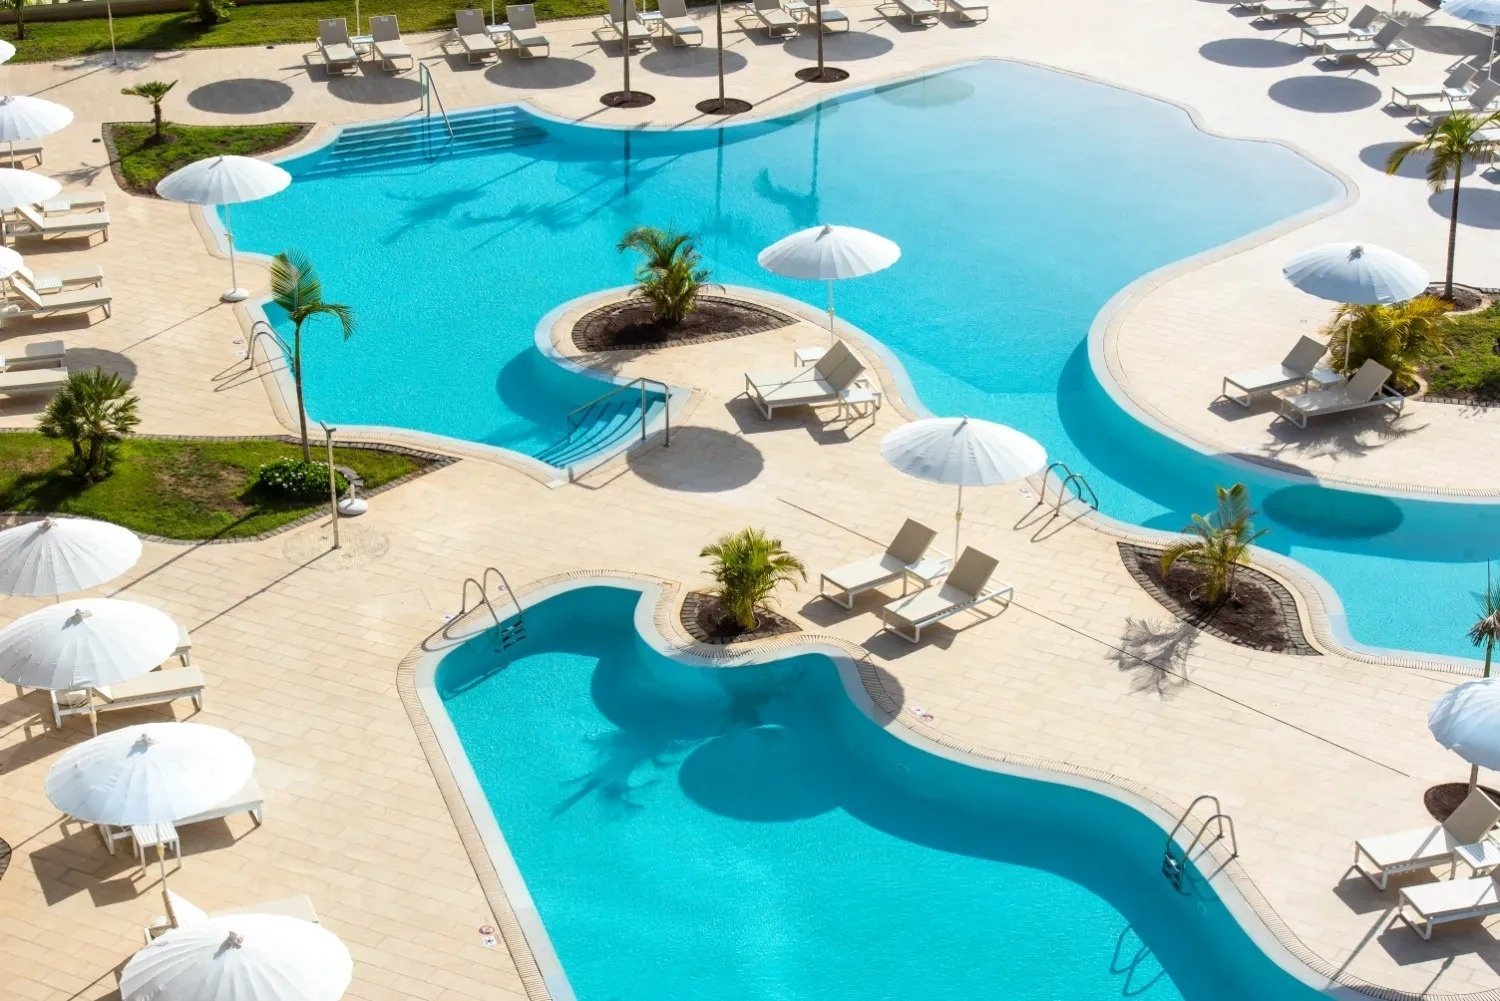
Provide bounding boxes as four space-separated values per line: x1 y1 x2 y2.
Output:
397 571 1460 1001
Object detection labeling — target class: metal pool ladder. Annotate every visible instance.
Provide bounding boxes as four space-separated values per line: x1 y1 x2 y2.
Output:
459 567 526 649
418 62 454 138
1162 795 1239 893
1037 460 1100 518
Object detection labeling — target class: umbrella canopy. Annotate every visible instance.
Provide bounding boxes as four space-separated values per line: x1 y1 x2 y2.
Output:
759 224 900 339
0 95 73 143
121 913 353 1001
0 245 22 279
1282 242 1429 306
0 598 179 691
0 167 60 210
1444 0 1500 25
45 722 254 826
1430 678 1500 771
0 40 15 65
155 155 290 207
0 517 141 597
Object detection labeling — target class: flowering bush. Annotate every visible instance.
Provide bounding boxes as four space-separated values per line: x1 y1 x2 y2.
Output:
255 458 347 501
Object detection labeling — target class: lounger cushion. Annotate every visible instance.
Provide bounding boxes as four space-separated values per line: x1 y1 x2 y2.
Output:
883 581 978 626
898 0 938 12
513 30 548 47
824 554 908 595
176 775 262 826
819 5 849 21
18 210 110 233
374 40 412 61
462 34 498 53
1403 875 1500 918
665 16 701 35
1357 826 1469 869
0 368 66 392
321 40 357 63
97 666 204 702
1227 363 1306 393
1285 386 1363 415
759 8 796 26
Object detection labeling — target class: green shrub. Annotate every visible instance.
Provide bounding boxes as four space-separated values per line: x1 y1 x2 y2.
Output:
255 458 347 501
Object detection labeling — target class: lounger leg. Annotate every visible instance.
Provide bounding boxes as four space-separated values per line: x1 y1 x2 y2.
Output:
250 806 264 826
1352 845 1389 890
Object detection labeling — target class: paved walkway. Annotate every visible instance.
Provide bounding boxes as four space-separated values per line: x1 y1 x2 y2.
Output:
2 1 1500 998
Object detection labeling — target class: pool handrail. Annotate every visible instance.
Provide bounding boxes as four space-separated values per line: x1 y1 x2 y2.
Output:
564 375 672 449
418 62 455 138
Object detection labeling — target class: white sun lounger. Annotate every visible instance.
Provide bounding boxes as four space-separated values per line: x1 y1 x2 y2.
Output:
52 666 205 734
0 340 65 371
1408 79 1500 124
38 194 106 216
1353 788 1500 890
5 204 109 242
881 547 1014 643
601 0 653 46
17 262 104 295
1299 2 1378 45
147 890 318 941
2 142 42 168
0 366 67 399
807 0 849 30
1391 64 1479 110
658 0 703 45
744 340 866 419
455 9 500 62
1221 335 1340 407
506 4 551 57
1319 20 1413 64
1278 359 1403 429
938 0 988 20
1258 0 1345 21
316 18 360 75
367 15 414 72
1 274 113 323
102 774 264 855
820 519 940 609
1399 872 1500 939
885 0 939 24
752 0 798 35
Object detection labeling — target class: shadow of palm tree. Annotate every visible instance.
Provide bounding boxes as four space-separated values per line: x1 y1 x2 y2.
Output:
1108 617 1198 697
553 727 689 816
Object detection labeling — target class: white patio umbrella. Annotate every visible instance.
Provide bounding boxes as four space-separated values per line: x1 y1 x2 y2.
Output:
758 224 900 340
0 40 16 66
0 245 22 279
0 517 141 598
1443 0 1500 76
156 155 291 303
1282 242 1430 368
0 598 179 692
0 95 72 165
0 168 59 248
881 417 1047 556
1430 678 1500 791
121 914 353 1001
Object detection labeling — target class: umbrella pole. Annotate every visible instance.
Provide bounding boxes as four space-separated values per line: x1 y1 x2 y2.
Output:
825 279 835 342
107 1 117 66
221 204 245 303
1471 762 1481 795
953 483 963 558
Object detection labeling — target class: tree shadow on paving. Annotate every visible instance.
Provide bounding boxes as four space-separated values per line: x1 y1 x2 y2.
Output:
1433 186 1500 229
1268 75 1381 112
485 55 597 88
627 426 764 492
1359 140 1481 180
187 78 295 114
1108 616 1198 698
783 31 895 61
640 46 749 78
1198 37 1305 67
327 68 425 104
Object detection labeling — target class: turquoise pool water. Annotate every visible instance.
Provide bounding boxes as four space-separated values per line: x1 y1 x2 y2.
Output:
436 584 1338 1000
231 60 1499 662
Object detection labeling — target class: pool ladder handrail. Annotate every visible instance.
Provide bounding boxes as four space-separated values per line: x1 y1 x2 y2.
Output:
564 376 672 448
459 567 527 648
1161 794 1239 892
1037 460 1100 517
247 319 294 373
418 62 455 139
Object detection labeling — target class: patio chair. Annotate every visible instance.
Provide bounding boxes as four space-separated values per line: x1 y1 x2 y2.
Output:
1408 79 1500 124
1299 2 1378 45
1277 359 1403 428
744 339 866 419
0 339 65 371
369 15 414 72
506 4 551 57
1 274 113 323
1318 20 1413 65
316 18 360 75
938 0 988 21
5 204 109 242
807 0 850 31
1220 335 1340 407
17 262 104 294
601 0 652 46
52 666 206 734
819 519 940 609
103 774 264 856
658 0 704 44
147 890 319 941
752 0 798 35
1391 63 1479 110
1352 788 1500 889
455 9 500 63
885 0 939 25
880 546 1014 643
0 366 66 399
1398 873 1500 939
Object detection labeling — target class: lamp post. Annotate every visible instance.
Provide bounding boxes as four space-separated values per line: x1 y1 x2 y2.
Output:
319 421 341 551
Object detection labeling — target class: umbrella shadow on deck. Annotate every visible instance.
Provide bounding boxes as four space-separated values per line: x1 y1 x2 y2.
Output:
626 425 765 492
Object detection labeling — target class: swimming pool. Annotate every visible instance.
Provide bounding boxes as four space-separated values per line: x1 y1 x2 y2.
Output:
231 59 1499 662
425 581 1349 1000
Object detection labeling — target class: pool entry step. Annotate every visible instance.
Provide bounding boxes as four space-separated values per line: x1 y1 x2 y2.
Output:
307 107 548 176
459 567 527 650
1162 794 1239 893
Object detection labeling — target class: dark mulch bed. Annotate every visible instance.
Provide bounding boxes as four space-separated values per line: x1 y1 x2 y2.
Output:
1425 782 1500 822
1428 283 1486 313
680 590 800 646
572 295 793 352
1119 544 1318 655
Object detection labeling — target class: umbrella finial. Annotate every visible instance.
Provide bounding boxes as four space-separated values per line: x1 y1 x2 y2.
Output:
223 931 245 950
66 607 92 624
1350 244 1365 259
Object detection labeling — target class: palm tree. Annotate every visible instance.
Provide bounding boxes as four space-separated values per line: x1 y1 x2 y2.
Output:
1385 111 1500 301
1321 295 1451 388
700 527 807 631
1465 577 1500 792
617 225 712 324
120 80 177 143
1159 483 1268 607
268 250 355 461
38 368 141 483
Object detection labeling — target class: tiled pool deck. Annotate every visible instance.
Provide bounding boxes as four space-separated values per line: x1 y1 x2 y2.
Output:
2 1 1500 998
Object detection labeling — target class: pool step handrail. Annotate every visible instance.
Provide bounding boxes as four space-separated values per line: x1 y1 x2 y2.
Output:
418 62 455 139
1036 460 1100 517
247 319 294 373
459 567 527 648
1161 794 1238 892
564 376 672 449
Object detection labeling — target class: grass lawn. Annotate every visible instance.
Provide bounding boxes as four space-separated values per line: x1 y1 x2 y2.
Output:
107 122 307 195
1425 303 1500 402
9 0 608 63
0 434 422 540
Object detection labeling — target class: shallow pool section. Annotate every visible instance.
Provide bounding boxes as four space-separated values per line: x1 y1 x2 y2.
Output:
428 583 1342 1001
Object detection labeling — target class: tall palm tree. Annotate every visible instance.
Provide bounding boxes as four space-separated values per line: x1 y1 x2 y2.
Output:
268 250 355 461
120 80 177 143
700 527 807 631
38 368 141 483
1465 576 1500 792
1159 483 1268 607
1386 111 1500 301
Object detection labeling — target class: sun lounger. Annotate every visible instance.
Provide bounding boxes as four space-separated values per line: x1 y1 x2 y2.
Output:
1221 335 1341 407
808 0 849 30
1319 20 1413 64
1299 2 1378 45
17 262 104 294
147 890 318 941
1408 79 1500 124
1 274 112 323
1399 873 1500 939
455 9 500 62
938 0 988 20
880 546 1014 643
753 0 798 35
102 774 263 855
0 340 64 371
367 15 414 72
1 142 42 168
744 340 866 419
0 366 66 399
1353 788 1500 890
39 194 106 216
1391 63 1479 110
5 204 109 242
1257 0 1344 21
885 0 939 24
601 0 652 46
1278 359 1404 428
52 667 205 734
657 0 704 44
175 623 191 665
316 18 359 75
820 519 940 610
506 4 551 57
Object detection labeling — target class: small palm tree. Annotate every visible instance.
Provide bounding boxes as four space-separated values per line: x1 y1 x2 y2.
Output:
1386 111 1500 300
121 81 177 144
700 527 807 631
268 250 354 461
1464 577 1500 791
38 368 141 483
1322 296 1451 388
1160 483 1268 607
617 225 712 326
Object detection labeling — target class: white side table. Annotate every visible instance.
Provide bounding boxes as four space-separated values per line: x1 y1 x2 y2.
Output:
838 385 882 421
349 34 374 54
1455 839 1500 878
901 554 951 594
636 10 664 32
487 23 514 43
784 0 812 19
1304 367 1346 391
794 345 826 367
131 822 181 874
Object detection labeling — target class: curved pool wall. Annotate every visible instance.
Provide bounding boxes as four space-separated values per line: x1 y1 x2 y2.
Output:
228 59 1493 662
418 580 1360 1001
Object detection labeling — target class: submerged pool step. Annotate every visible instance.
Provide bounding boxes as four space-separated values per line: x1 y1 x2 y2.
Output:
302 107 548 176
535 395 666 469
